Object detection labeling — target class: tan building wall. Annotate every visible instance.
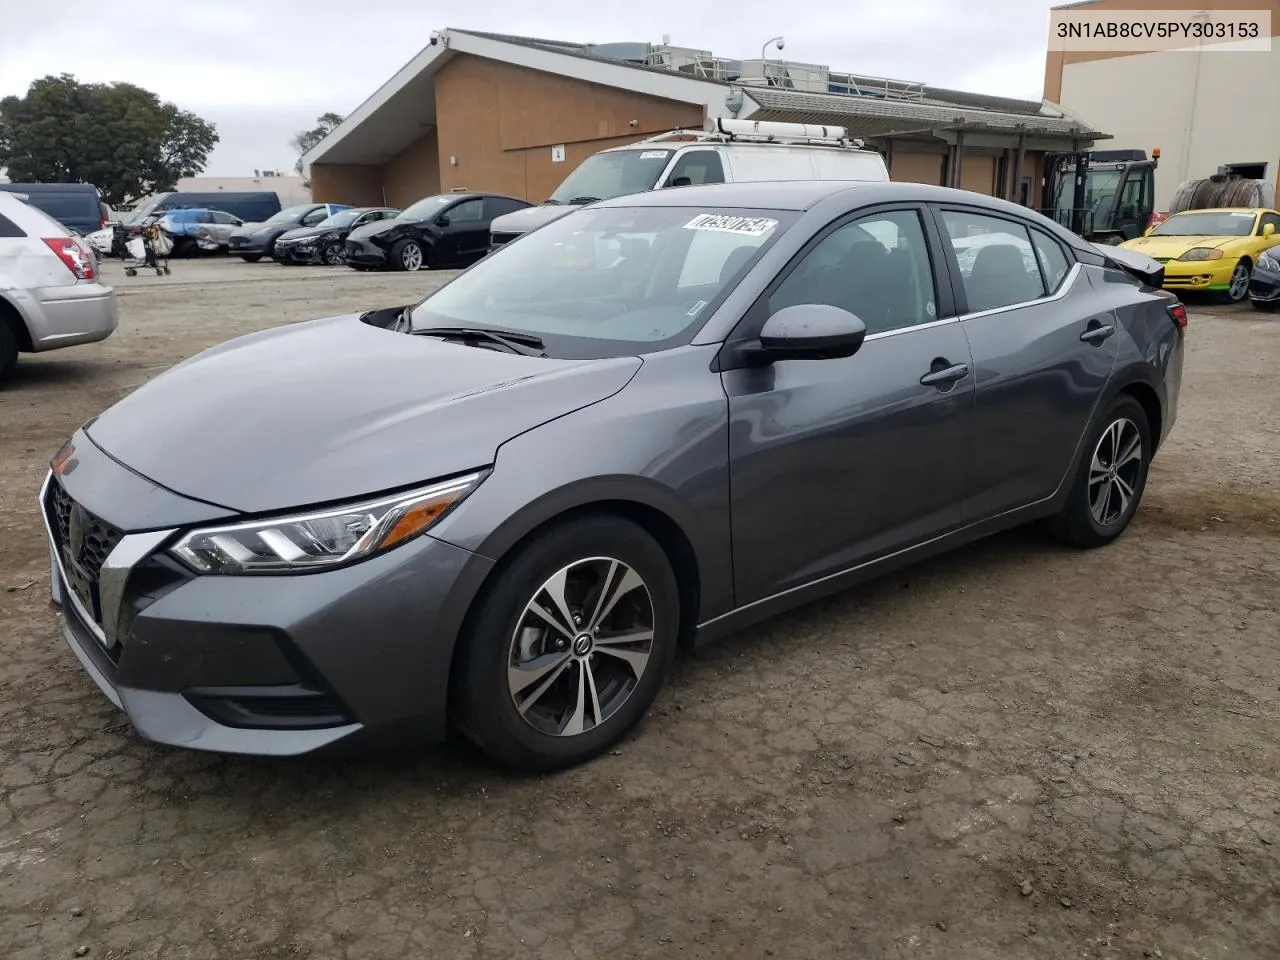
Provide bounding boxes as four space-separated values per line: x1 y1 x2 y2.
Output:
891 151 944 185
432 55 704 200
309 163 384 206
383 130 441 208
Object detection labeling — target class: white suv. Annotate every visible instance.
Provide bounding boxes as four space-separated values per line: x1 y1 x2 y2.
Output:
0 191 118 383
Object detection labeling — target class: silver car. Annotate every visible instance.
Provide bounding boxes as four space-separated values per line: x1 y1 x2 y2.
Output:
0 192 118 382
39 181 1184 771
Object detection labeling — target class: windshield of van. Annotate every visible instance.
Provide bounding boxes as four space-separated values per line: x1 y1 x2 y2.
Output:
546 150 673 205
1149 210 1257 236
408 205 795 358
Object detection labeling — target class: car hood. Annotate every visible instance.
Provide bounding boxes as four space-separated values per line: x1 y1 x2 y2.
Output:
490 204 576 236
348 219 404 241
1122 235 1240 257
276 225 332 242
84 314 641 514
231 220 292 238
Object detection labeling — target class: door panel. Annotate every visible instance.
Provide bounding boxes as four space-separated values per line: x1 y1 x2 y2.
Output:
723 205 974 606
934 206 1119 520
444 198 488 261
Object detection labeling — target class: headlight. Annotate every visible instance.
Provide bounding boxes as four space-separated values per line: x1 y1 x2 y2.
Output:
1259 251 1279 271
1177 247 1224 262
169 472 484 574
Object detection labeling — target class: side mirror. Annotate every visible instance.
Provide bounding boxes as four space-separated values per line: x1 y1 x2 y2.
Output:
668 175 693 188
435 215 451 227
1265 222 1276 237
754 304 867 361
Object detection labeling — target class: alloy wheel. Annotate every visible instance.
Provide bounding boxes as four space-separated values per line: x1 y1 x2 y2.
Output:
1229 263 1250 301
323 242 345 266
401 243 423 271
1088 417 1143 526
507 557 655 737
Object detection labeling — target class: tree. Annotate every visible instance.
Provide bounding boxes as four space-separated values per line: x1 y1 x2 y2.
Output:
0 74 218 206
290 112 344 182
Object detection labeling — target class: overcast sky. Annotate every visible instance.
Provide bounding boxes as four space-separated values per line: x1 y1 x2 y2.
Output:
1 0 1065 177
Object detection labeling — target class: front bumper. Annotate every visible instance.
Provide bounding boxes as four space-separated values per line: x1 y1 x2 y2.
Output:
274 241 322 264
39 435 493 756
344 238 388 267
1159 257 1237 293
10 282 119 351
1247 265 1280 302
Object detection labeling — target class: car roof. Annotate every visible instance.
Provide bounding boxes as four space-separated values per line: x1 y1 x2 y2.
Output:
591 180 1044 213
1164 206 1271 215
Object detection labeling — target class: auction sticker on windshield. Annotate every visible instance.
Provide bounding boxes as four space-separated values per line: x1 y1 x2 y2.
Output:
683 214 779 236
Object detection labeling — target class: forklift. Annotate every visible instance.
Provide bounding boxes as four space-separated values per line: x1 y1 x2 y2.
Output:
1041 148 1160 244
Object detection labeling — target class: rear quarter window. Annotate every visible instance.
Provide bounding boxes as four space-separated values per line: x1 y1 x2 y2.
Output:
0 212 25 238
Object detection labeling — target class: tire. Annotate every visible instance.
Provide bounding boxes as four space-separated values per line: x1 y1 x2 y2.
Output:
1045 394 1152 548
0 318 19 382
452 514 680 773
391 239 426 272
240 254 262 263
322 241 345 266
1224 259 1251 303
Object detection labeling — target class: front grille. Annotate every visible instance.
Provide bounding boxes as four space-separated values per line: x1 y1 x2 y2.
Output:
47 480 124 625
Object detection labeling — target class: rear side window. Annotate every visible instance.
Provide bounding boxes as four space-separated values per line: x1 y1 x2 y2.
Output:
666 150 725 187
0 212 25 238
1030 228 1071 292
941 209 1046 312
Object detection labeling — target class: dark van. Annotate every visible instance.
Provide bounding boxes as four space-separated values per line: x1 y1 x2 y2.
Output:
0 182 105 235
142 191 282 223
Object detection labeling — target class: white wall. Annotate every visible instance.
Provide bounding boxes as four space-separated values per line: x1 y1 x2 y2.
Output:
174 175 312 206
1060 47 1280 210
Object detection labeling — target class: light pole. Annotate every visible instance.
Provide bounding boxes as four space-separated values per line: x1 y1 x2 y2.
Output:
761 36 785 84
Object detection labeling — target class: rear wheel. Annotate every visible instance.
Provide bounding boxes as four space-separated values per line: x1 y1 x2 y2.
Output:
452 514 680 773
1045 394 1151 548
391 239 425 271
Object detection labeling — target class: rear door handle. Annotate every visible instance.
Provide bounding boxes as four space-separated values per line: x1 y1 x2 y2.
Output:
920 362 970 387
1080 320 1115 344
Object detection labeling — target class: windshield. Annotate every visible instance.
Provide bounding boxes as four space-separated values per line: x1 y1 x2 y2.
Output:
547 150 673 204
317 209 362 228
399 195 456 220
1053 168 1123 217
1150 210 1258 236
408 205 795 357
267 204 317 223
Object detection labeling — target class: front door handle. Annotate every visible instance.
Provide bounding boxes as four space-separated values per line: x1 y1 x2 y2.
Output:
920 361 970 387
1080 320 1115 344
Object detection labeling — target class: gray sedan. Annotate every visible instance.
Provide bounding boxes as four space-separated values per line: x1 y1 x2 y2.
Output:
39 181 1185 771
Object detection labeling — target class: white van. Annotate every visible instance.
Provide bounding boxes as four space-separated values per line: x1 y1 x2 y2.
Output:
488 118 889 248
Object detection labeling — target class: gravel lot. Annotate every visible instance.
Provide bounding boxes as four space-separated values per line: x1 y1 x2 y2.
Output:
2 258 1278 960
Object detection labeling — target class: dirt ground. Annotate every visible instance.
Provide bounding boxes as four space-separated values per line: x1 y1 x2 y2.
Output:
1 258 1277 960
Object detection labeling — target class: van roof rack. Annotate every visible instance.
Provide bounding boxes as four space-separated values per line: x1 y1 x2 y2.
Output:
632 117 866 151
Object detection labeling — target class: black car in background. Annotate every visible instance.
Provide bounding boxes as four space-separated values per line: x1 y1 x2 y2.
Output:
1248 245 1280 310
227 203 351 262
273 207 402 265
344 192 531 271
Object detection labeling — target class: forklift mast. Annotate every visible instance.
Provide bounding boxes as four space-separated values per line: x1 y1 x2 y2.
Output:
1041 148 1160 242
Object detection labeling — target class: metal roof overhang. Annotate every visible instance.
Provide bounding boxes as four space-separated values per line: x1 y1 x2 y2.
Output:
741 87 1108 145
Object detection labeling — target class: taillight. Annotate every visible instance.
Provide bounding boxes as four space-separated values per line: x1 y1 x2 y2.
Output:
1167 301 1187 330
43 237 96 280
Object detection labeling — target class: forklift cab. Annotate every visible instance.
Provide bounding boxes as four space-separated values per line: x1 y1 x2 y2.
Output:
1045 148 1158 243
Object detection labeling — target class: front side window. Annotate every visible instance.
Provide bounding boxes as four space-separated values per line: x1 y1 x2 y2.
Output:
942 210 1046 312
447 199 484 222
666 150 726 187
1149 210 1257 237
768 209 937 336
1257 212 1280 235
547 150 674 204
267 204 319 223
408 205 796 356
301 207 329 226
399 195 455 220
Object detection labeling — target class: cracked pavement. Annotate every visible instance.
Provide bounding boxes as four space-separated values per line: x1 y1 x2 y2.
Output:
1 260 1277 959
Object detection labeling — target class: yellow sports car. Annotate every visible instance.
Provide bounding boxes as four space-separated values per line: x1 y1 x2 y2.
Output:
1120 207 1280 302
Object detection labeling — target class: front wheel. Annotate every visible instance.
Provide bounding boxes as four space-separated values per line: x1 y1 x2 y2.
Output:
452 514 680 773
322 241 345 266
240 254 262 263
1225 260 1251 303
1045 395 1151 548
391 239 426 271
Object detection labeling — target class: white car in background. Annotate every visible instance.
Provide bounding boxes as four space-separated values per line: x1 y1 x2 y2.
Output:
0 192 118 383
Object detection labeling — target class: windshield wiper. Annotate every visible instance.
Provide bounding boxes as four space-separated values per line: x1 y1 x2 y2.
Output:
566 196 602 205
413 326 546 357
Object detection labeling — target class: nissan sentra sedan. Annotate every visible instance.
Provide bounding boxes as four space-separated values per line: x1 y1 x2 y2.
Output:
41 181 1185 772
